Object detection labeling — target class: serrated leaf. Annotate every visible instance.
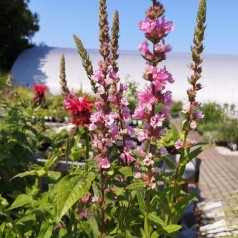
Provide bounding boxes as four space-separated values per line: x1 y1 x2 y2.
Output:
54 174 92 223
163 224 181 234
119 166 133 177
126 182 145 191
147 212 165 225
6 194 32 211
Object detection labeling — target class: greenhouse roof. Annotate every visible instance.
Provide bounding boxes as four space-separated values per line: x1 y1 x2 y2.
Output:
11 46 238 107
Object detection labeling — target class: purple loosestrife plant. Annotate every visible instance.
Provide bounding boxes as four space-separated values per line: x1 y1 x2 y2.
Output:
57 0 206 237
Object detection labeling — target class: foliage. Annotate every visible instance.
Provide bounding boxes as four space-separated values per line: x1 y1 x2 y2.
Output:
0 0 39 71
197 103 238 145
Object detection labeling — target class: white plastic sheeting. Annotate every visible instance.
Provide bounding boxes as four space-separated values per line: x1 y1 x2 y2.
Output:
11 46 238 107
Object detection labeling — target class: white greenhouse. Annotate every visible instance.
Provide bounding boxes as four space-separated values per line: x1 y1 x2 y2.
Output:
11 46 238 108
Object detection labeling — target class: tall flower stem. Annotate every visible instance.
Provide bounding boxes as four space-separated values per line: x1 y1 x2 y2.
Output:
167 0 206 226
100 172 105 238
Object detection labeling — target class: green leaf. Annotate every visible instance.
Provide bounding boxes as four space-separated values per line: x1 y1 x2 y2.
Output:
151 230 160 238
119 166 133 177
163 224 181 234
149 195 159 213
137 191 146 214
171 124 180 142
6 194 32 211
163 155 176 169
174 193 197 221
11 168 45 180
54 174 93 223
0 153 10 162
38 222 53 238
44 153 59 170
187 145 207 161
47 171 61 181
147 212 165 225
88 216 100 238
125 182 145 191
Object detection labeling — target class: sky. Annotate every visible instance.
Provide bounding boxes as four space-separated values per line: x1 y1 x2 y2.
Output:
28 0 238 55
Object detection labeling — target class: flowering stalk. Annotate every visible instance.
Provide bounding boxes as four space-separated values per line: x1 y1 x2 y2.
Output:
60 54 70 97
73 35 96 93
168 0 206 226
110 10 119 73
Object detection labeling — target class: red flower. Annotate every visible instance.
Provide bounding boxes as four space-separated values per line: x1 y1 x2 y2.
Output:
64 94 94 127
32 84 48 104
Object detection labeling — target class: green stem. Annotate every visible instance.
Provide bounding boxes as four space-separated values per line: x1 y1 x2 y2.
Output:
145 189 151 237
85 127 89 171
85 127 89 160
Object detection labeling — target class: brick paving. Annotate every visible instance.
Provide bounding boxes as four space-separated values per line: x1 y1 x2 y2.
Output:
189 130 238 235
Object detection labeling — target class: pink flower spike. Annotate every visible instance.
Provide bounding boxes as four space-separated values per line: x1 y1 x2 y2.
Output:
175 139 183 149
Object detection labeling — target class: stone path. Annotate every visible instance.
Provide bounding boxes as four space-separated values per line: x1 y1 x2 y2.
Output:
189 130 238 237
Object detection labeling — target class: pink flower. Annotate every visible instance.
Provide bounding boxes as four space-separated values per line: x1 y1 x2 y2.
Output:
139 18 157 33
154 40 172 54
175 139 183 149
133 107 149 120
125 125 135 137
137 129 148 142
121 97 129 106
137 84 155 111
150 114 164 128
195 109 204 119
190 120 197 129
91 196 100 203
81 192 91 205
139 16 174 39
105 112 117 127
120 148 136 164
134 172 142 179
182 106 190 114
138 40 149 54
188 138 196 146
109 68 119 80
80 209 89 218
159 16 174 34
143 153 154 166
122 108 131 122
99 157 111 169
91 69 104 82
152 67 174 91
